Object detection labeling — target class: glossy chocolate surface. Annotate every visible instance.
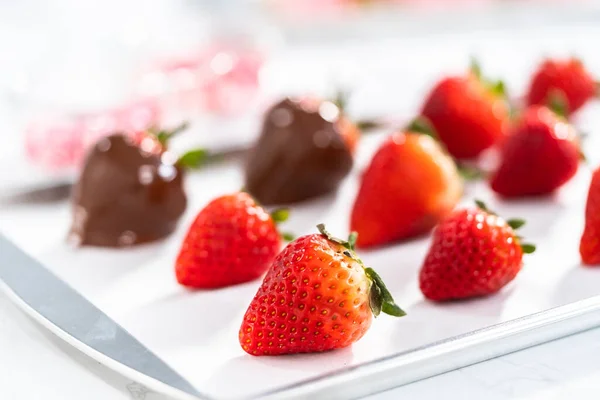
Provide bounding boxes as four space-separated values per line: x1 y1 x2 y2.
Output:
245 98 354 205
69 135 187 247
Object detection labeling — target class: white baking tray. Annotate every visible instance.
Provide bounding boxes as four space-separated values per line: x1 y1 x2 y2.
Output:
2 129 600 399
2 24 600 400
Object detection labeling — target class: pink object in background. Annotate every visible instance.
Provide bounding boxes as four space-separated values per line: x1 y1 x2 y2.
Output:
25 99 161 170
138 45 264 117
270 0 496 16
23 44 263 172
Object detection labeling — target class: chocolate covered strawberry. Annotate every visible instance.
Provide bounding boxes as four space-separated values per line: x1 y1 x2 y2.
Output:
239 225 405 356
580 167 600 265
350 132 462 248
490 105 580 198
244 95 386 206
175 192 290 289
69 122 224 248
527 58 597 115
244 98 354 205
419 61 509 159
419 201 535 301
69 123 194 248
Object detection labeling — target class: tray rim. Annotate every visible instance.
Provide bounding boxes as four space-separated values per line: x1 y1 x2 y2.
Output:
257 294 600 399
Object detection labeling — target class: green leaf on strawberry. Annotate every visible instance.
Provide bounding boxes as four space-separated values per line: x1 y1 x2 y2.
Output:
153 121 190 146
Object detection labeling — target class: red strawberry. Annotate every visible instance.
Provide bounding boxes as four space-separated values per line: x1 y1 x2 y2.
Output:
350 132 462 248
419 201 535 301
580 167 600 265
526 58 597 115
175 192 288 288
490 105 580 198
420 63 509 159
239 225 405 356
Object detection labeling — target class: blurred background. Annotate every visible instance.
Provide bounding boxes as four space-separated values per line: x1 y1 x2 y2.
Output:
1 0 600 192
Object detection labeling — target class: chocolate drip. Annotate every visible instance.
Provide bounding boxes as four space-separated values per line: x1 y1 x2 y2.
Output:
245 98 353 205
69 135 187 247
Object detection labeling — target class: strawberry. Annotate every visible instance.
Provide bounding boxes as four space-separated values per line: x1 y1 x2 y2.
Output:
419 201 535 301
175 192 289 289
580 167 600 265
239 225 405 356
350 132 462 248
419 62 509 159
526 58 597 115
490 105 580 198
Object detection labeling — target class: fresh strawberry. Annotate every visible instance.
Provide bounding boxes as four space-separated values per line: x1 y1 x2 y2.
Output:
580 167 600 265
490 105 580 198
419 62 509 159
239 225 405 356
419 201 535 301
350 132 462 248
175 192 288 288
526 58 597 115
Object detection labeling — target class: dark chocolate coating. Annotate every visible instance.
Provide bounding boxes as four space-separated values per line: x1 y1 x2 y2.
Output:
244 98 354 205
69 135 187 247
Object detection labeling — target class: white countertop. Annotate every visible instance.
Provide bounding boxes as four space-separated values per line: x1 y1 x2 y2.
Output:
2 289 597 400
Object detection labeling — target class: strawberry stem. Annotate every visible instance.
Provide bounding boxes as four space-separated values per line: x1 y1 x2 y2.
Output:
317 223 355 251
474 202 536 255
507 219 526 230
470 57 482 80
154 121 190 146
547 89 569 118
521 243 536 254
489 80 506 97
406 116 437 139
177 149 209 169
356 119 387 132
281 232 295 242
469 58 507 99
270 208 290 223
347 231 358 250
474 199 495 214
333 89 351 112
457 162 486 181
316 224 406 318
364 267 406 317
